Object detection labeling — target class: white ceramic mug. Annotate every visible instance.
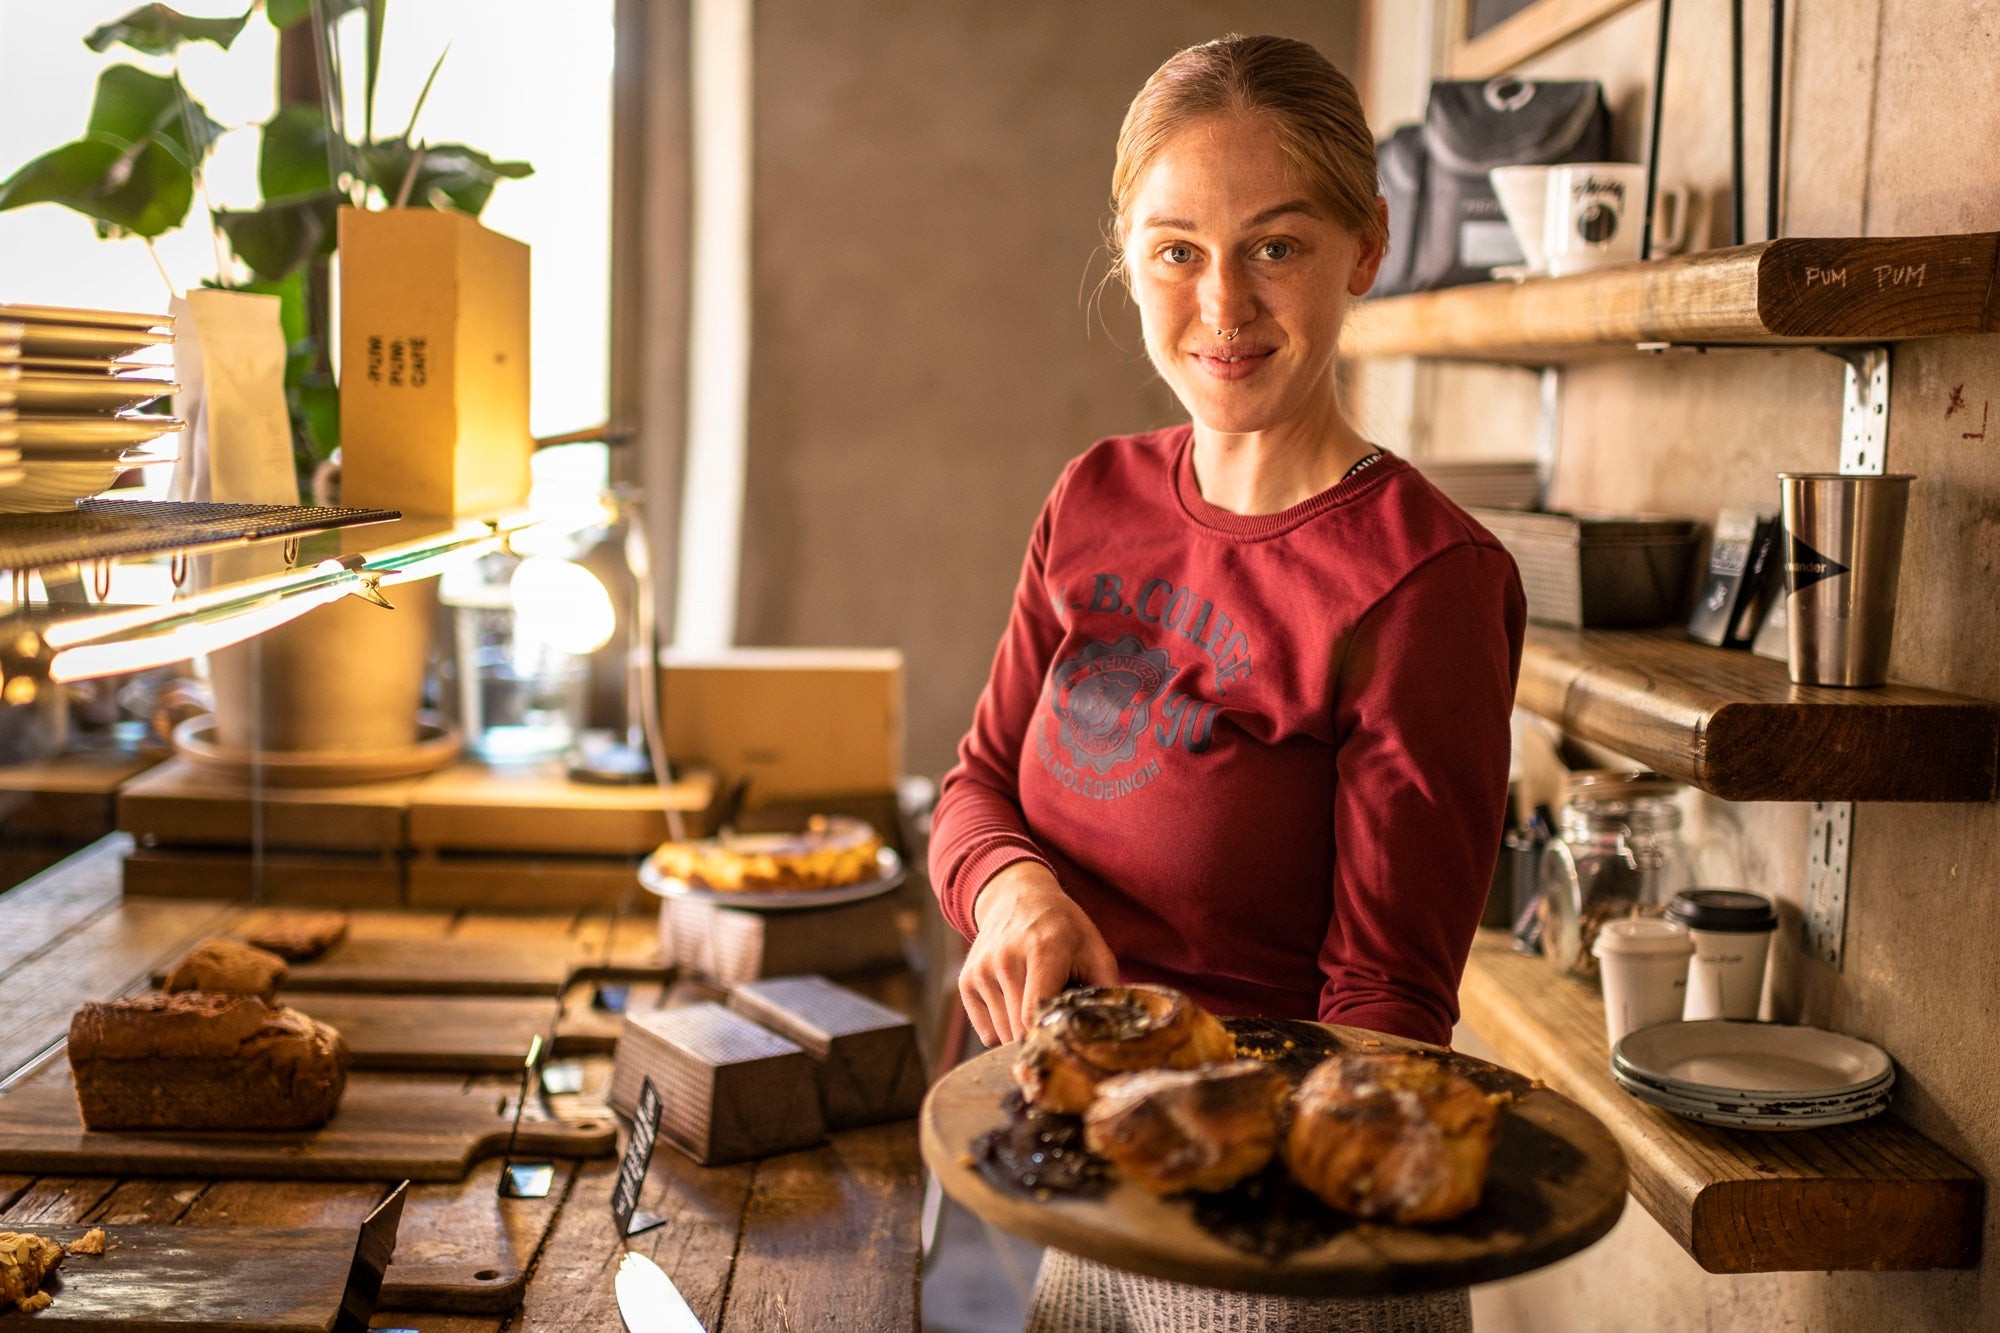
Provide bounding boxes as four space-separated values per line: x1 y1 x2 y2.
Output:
1590 917 1695 1048
1542 163 1689 276
1488 165 1551 273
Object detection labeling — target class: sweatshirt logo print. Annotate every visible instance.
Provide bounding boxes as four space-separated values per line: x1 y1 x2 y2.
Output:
1049 636 1171 774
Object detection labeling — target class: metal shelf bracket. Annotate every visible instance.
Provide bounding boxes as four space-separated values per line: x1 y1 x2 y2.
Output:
1826 345 1891 475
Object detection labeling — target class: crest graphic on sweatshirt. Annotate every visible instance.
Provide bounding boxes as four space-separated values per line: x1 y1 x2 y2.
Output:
1049 635 1172 774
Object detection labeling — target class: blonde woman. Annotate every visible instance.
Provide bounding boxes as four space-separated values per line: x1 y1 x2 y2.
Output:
930 35 1524 1332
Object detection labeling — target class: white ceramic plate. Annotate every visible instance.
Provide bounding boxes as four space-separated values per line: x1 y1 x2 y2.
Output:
0 373 177 412
0 302 172 331
1614 1071 1892 1132
0 453 174 512
5 414 183 450
1616 1021 1894 1098
638 844 906 911
1611 1065 1890 1114
1612 1053 1892 1107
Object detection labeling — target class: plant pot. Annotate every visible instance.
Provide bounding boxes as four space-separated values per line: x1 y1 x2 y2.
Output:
206 576 441 755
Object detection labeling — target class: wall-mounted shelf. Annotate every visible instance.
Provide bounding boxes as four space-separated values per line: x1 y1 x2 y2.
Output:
0 501 400 573
1460 931 1983 1273
1518 625 2000 802
1344 234 2000 364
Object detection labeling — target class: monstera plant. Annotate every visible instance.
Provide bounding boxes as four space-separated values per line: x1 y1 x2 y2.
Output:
0 0 532 484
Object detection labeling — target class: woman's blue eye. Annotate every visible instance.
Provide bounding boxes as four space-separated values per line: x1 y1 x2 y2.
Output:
1260 240 1293 261
1162 244 1195 264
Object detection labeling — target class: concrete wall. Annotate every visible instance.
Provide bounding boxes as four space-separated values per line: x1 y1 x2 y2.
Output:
1350 2 2000 1328
736 0 1359 780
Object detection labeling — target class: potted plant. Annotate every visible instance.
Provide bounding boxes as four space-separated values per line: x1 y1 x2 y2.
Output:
0 1 534 765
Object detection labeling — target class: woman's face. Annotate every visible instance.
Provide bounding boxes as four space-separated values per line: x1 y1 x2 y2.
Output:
1123 113 1384 437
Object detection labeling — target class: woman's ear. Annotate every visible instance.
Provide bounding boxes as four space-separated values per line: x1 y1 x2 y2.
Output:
1348 195 1390 297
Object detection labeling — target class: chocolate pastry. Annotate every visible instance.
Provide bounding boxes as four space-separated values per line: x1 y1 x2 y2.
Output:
1012 985 1235 1115
236 910 349 962
163 937 288 1001
1084 1059 1291 1194
0 1232 63 1312
69 993 349 1132
1284 1053 1501 1224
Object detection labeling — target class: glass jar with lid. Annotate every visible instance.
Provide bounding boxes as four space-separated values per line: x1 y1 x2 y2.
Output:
1538 771 1697 979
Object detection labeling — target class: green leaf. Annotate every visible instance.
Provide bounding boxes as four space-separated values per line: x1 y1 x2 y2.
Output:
257 104 335 200
86 4 251 55
0 135 195 238
361 140 531 216
237 268 310 345
295 374 340 463
87 65 223 169
266 0 365 30
214 189 342 280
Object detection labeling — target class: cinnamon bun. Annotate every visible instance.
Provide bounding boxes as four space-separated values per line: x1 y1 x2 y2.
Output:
1284 1053 1501 1224
1084 1059 1290 1194
1011 984 1235 1114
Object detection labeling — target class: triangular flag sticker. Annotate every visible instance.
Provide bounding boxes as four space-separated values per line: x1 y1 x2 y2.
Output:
1786 532 1849 593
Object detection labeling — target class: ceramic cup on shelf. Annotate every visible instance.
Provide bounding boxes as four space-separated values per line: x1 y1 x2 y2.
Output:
1488 165 1552 275
1542 163 1689 276
1590 916 1694 1048
1667 890 1777 1022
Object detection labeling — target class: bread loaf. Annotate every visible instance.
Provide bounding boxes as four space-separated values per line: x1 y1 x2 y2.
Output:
236 910 349 961
163 938 288 1001
69 993 349 1131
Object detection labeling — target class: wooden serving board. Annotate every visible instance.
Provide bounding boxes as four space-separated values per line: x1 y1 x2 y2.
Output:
153 935 670 998
0 1070 617 1182
279 994 615 1073
4 1222 364 1331
920 1023 1628 1297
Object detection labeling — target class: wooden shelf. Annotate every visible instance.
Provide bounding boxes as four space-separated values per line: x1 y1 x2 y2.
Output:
1518 625 2000 802
1343 234 2000 363
1459 931 1983 1273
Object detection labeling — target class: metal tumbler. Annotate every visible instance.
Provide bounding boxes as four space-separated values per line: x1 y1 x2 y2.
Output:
1777 473 1914 687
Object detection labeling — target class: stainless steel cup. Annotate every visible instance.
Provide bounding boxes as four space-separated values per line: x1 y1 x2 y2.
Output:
1777 473 1914 687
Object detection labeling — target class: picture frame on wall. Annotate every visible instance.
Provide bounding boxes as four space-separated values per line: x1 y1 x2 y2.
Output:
1449 0 1649 78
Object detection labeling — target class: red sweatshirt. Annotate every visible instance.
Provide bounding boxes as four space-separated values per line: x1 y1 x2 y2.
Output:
929 426 1525 1046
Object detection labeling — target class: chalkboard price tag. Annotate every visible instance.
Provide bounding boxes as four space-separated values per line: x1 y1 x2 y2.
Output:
612 1076 666 1237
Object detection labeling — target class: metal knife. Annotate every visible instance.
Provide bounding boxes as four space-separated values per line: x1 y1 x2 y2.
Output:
616 1249 708 1333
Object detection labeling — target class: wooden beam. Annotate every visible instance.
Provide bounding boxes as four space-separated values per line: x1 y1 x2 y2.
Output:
1450 0 1650 78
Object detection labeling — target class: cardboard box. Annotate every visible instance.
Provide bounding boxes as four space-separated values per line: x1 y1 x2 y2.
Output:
661 649 903 803
337 207 532 517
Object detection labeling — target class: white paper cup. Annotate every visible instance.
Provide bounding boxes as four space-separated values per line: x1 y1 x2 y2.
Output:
1667 890 1777 1022
1488 165 1551 273
1590 917 1694 1048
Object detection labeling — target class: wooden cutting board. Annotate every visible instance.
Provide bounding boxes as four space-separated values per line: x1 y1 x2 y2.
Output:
4 1223 364 1331
0 1070 617 1182
151 935 670 998
280 994 617 1073
921 1022 1628 1297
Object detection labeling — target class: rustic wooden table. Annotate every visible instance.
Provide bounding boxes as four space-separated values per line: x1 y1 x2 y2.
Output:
0 835 925 1331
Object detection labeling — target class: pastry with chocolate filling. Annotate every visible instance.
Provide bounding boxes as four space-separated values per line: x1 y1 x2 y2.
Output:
1284 1053 1501 1224
1012 985 1235 1115
0 1232 63 1312
236 910 349 962
163 937 287 1001
69 993 348 1132
1084 1059 1290 1194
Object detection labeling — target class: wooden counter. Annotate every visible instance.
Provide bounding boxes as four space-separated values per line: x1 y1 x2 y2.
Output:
0 835 923 1330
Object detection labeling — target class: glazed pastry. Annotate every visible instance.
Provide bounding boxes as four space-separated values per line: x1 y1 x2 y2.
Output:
1084 1059 1290 1194
1012 985 1235 1114
647 816 884 892
0 1232 63 1312
163 937 288 1001
69 993 349 1132
236 910 349 962
1284 1053 1501 1224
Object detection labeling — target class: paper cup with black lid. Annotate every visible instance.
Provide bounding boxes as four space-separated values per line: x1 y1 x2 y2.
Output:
1668 890 1777 1022
1590 917 1694 1048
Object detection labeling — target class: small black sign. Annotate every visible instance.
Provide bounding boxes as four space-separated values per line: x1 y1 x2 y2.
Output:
611 1077 666 1238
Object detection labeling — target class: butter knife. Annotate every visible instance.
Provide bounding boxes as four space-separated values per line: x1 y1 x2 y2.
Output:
616 1250 708 1333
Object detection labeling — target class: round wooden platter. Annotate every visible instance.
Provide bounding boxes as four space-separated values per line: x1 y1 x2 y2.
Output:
920 1024 1629 1297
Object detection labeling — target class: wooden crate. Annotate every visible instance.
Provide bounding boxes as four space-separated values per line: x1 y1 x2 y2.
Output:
407 853 646 912
609 1002 824 1164
406 761 718 856
665 895 906 986
727 975 924 1129
121 846 403 908
118 758 415 853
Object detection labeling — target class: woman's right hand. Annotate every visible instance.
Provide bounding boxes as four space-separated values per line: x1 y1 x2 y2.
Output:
960 860 1118 1046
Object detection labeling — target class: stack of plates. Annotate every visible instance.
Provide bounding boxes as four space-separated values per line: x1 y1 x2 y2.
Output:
0 304 180 513
1415 458 1543 511
1611 1020 1895 1131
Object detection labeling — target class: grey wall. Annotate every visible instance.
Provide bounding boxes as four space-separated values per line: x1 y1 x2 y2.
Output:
738 0 1360 780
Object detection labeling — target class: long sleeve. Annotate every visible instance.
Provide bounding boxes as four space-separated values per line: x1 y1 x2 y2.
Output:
928 467 1075 940
1318 542 1526 1046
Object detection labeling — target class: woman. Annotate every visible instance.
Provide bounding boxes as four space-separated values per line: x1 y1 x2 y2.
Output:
928 33 1524 1333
